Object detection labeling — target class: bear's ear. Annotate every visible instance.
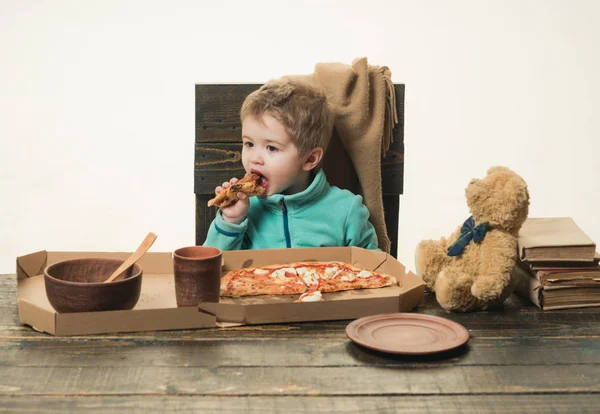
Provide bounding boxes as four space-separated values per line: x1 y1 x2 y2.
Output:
465 178 484 207
487 165 510 176
502 175 530 202
499 175 530 223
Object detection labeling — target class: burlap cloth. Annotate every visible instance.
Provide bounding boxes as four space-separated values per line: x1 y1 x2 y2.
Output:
285 57 398 252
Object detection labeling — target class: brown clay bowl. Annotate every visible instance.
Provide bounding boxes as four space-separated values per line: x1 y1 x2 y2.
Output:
44 258 143 313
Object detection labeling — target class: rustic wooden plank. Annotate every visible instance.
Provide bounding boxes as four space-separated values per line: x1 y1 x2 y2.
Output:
383 194 399 258
196 84 260 143
194 142 245 194
0 394 597 414
0 274 18 327
395 84 405 128
0 365 599 395
5 308 600 340
381 144 404 195
383 83 404 195
5 312 600 341
195 84 405 141
3 336 600 368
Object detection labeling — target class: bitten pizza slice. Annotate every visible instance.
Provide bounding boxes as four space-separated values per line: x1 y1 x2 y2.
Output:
207 173 266 208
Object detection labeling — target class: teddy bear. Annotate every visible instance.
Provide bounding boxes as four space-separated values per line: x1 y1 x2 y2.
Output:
414 166 530 312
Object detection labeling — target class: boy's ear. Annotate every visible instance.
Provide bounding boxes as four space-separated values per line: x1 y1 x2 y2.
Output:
302 147 324 171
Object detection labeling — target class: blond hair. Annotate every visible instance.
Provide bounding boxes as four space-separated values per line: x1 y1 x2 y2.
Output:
240 79 333 157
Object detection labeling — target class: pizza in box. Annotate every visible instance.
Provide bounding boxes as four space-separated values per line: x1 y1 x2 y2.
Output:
220 261 398 302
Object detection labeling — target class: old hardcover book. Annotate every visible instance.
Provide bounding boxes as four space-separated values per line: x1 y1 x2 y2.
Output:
538 285 600 310
513 262 600 310
518 217 596 262
531 267 600 284
529 252 600 270
518 254 600 283
513 263 542 308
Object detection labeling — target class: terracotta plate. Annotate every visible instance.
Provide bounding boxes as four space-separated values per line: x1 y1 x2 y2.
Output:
346 313 469 355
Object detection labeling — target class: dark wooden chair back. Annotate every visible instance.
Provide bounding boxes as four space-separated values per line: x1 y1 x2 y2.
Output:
195 84 404 257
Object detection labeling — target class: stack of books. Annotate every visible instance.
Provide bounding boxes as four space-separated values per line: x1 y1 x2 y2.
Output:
514 217 600 310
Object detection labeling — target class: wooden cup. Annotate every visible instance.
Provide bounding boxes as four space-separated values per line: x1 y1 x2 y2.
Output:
173 246 222 306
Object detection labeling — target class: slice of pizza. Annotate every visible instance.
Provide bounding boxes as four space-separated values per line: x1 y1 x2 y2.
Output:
314 262 397 293
207 173 266 208
220 264 306 297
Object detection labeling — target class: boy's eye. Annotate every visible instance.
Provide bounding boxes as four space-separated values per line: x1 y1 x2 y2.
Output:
266 145 279 152
243 142 254 148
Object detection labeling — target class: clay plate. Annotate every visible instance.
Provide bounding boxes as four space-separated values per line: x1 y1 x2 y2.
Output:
346 313 469 355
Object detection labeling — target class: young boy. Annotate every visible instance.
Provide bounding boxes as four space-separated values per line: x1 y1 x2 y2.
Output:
203 79 378 251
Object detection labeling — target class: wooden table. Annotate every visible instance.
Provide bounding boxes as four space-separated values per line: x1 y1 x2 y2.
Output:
1 273 599 413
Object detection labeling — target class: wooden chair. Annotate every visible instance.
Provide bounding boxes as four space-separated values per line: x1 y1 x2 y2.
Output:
195 84 405 257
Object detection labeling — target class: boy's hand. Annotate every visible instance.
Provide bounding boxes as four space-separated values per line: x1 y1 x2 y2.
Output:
216 178 250 224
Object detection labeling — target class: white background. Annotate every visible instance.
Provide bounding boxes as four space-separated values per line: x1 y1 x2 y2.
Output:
1 0 599 274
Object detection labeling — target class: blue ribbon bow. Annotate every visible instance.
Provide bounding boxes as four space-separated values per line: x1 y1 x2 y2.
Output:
447 216 489 257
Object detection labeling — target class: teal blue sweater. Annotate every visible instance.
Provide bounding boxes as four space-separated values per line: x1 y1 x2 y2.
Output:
203 169 379 251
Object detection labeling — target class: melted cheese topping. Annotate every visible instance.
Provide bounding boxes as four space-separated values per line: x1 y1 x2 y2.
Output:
270 267 297 282
357 270 373 278
340 273 357 282
323 266 339 279
296 267 319 286
253 268 270 276
299 290 323 302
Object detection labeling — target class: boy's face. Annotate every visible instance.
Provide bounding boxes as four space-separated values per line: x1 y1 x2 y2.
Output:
241 113 310 196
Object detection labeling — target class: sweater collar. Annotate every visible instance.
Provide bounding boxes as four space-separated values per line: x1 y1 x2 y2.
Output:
258 169 329 211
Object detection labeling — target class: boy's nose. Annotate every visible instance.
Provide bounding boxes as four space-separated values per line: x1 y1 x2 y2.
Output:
250 153 264 165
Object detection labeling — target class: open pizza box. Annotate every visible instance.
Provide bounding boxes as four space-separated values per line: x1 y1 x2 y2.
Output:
16 247 425 336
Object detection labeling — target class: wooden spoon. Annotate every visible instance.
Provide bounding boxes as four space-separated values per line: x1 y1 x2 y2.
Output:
103 232 158 283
